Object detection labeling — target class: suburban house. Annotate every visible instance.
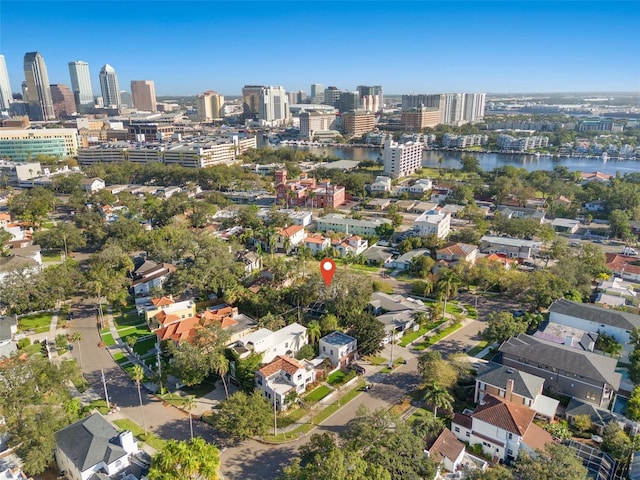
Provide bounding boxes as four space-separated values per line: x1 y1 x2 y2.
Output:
255 355 317 410
390 248 431 271
303 234 331 255
407 178 433 195
231 322 308 364
315 214 392 236
80 177 106 192
0 465 32 480
55 412 139 480
369 175 392 193
130 260 177 296
428 428 466 474
499 334 622 408
144 296 197 330
0 246 43 284
550 218 580 234
474 363 559 419
436 243 478 265
368 292 426 343
430 187 451 203
0 316 17 358
237 251 262 275
451 395 554 463
565 398 621 435
581 171 612 183
275 225 306 253
548 298 640 347
480 236 541 261
413 209 451 239
496 205 546 223
584 200 607 212
605 253 640 282
332 235 368 257
362 245 394 266
365 198 392 210
319 331 357 367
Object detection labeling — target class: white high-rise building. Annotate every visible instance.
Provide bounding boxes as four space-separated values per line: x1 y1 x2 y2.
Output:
382 139 423 179
99 64 121 109
68 61 94 113
196 90 224 121
357 85 383 113
463 93 486 122
0 55 12 111
23 51 55 121
261 86 288 123
441 93 465 126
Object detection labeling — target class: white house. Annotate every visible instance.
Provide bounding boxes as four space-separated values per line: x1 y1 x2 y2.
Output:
413 209 451 239
80 177 105 193
315 214 392 236
130 260 177 296
451 395 553 463
370 176 392 193
430 188 451 203
391 248 431 271
232 322 308 364
548 298 640 348
428 428 466 474
275 225 306 253
304 234 331 255
319 331 357 367
332 235 368 257
255 355 317 410
480 235 541 260
55 413 138 480
408 178 433 195
436 243 478 265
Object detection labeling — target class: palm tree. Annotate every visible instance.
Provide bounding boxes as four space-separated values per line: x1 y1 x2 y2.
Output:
71 331 82 369
307 321 321 345
423 383 454 417
132 364 147 435
436 269 460 318
212 352 230 399
183 395 196 439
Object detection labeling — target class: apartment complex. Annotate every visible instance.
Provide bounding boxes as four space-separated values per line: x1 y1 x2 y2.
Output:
196 90 225 122
342 110 375 137
130 80 157 112
413 208 451 238
0 128 79 160
497 134 549 152
299 110 337 139
382 138 423 178
401 107 440 130
400 92 485 126
442 133 488 148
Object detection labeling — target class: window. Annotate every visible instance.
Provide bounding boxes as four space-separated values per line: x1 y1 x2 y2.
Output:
466 432 470 437
508 433 513 439
508 449 514 455
297 374 302 380
330 349 333 355
586 392 597 401
454 427 460 433
323 346 326 352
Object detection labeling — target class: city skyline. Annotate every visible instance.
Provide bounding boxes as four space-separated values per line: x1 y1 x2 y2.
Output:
0 1 639 97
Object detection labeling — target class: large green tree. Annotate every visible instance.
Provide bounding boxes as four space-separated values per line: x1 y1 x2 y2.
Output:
148 437 220 480
513 443 588 480
213 390 272 441
484 311 528 344
347 312 386 356
417 351 459 390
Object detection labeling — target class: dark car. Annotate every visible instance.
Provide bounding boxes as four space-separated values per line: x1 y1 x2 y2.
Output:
351 363 366 375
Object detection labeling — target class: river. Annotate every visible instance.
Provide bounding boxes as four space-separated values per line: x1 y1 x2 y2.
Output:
265 143 640 176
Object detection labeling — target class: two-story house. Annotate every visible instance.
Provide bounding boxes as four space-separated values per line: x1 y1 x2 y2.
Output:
130 260 177 296
474 363 559 419
231 322 308 364
319 331 357 368
499 334 621 408
55 413 138 480
275 225 306 254
436 242 478 266
480 235 541 261
496 205 546 224
427 428 466 474
255 355 316 410
303 234 331 255
144 296 196 330
332 235 368 257
451 395 553 463
80 177 106 193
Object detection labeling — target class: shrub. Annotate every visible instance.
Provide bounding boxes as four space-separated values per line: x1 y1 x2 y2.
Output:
17 338 31 349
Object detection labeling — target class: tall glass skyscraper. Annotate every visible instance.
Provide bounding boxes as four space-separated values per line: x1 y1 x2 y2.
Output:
99 64 121 109
68 61 94 112
0 55 12 111
23 51 55 121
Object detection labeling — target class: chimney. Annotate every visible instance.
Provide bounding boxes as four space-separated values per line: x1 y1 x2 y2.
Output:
506 378 515 403
564 336 573 347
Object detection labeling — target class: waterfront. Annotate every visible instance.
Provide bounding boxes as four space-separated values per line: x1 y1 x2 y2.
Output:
269 143 640 176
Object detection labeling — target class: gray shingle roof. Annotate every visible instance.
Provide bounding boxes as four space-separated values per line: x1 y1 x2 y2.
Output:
499 334 621 390
55 413 127 472
475 362 544 400
549 298 640 331
565 398 617 428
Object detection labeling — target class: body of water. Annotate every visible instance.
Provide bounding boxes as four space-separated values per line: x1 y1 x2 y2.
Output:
267 142 640 176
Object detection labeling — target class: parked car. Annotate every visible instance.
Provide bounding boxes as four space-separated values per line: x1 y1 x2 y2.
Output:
351 363 366 375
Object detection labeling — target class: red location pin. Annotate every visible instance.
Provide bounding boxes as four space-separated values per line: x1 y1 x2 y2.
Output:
320 258 336 286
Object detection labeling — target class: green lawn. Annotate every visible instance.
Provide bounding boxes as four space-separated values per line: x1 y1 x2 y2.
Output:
117 325 152 339
327 370 346 385
113 418 166 451
445 303 463 315
183 381 216 398
407 407 432 423
42 251 62 262
84 399 110 415
115 312 145 328
101 332 116 347
112 352 130 364
422 323 465 347
18 312 53 333
24 343 44 355
381 357 404 373
399 327 429 347
466 340 489 357
160 393 193 408
348 263 380 273
277 407 306 428
305 385 332 403
133 337 157 355
365 355 388 365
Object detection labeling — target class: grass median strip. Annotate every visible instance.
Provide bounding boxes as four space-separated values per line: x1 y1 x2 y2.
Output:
113 418 166 451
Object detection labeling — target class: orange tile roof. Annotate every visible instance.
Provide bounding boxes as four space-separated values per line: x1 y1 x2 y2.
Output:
305 234 328 244
437 242 476 257
485 253 517 265
277 225 304 237
472 395 536 436
606 253 640 276
429 428 465 463
521 423 554 452
156 316 202 343
155 311 181 325
0 213 10 221
152 296 175 307
258 355 303 377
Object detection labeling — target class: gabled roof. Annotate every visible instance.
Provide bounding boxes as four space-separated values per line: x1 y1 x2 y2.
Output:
606 253 640 276
151 296 174 307
499 334 621 389
521 423 554 452
134 260 159 275
277 225 304 237
258 355 303 377
472 395 536 436
437 243 477 257
304 234 328 244
55 413 127 472
549 298 640 331
565 398 618 428
476 363 544 400
429 428 465 463
156 316 201 343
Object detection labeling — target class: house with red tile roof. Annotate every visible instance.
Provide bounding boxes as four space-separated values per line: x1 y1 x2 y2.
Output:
303 234 331 255
332 235 368 257
428 428 466 474
451 395 554 463
275 225 306 253
255 355 317 410
581 171 612 183
436 242 478 265
605 253 640 282
144 296 196 330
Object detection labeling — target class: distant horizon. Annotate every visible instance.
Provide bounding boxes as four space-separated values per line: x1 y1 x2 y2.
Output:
1 1 639 96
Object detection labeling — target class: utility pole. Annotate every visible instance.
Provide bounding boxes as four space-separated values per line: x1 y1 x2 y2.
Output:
388 329 395 369
156 349 163 394
273 392 278 436
101 369 110 410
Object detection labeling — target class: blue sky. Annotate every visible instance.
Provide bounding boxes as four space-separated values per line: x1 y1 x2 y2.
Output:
1 1 639 96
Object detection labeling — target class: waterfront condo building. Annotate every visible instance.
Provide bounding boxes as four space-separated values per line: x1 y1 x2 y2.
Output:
299 110 337 139
99 64 121 109
130 80 157 112
382 138 423 178
401 107 441 130
68 61 94 113
242 85 288 125
23 51 55 121
357 85 383 113
196 90 225 121
342 110 375 137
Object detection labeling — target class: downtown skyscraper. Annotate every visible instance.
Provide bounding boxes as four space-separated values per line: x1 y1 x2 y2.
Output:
99 64 121 109
0 55 12 111
68 61 94 113
23 51 55 121
130 80 157 112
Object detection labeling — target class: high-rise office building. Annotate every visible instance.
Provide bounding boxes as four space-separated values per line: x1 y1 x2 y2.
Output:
130 80 157 112
339 91 359 113
342 110 375 137
0 55 12 111
120 91 131 108
242 85 262 120
288 90 306 105
310 84 324 104
68 61 94 113
196 90 225 121
23 51 55 121
50 84 76 118
99 64 121 108
241 85 288 124
357 85 383 113
323 86 341 108
401 94 442 111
